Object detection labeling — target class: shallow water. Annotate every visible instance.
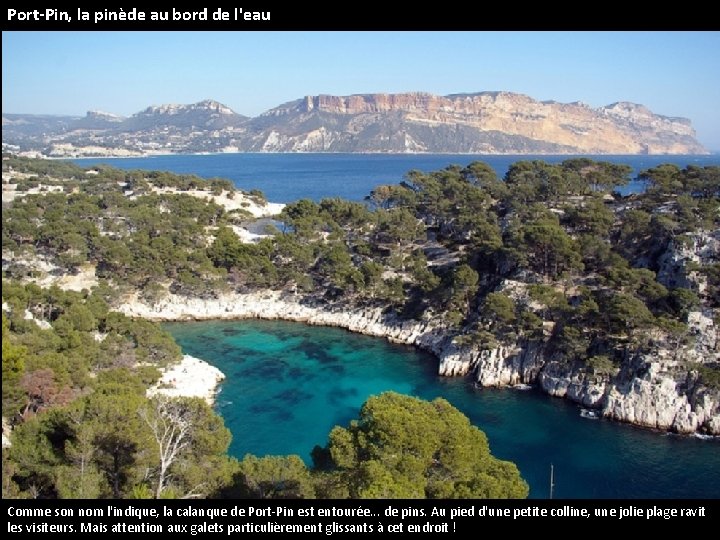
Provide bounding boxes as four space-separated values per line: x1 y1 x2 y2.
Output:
164 319 720 499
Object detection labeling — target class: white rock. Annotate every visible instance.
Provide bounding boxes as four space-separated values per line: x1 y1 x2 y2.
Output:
119 289 720 435
147 354 225 405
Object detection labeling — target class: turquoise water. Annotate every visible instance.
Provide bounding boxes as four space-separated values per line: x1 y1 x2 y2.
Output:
164 319 720 499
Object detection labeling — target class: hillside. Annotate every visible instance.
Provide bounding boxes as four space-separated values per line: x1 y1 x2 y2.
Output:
2 156 718 439
2 92 707 157
1 156 543 499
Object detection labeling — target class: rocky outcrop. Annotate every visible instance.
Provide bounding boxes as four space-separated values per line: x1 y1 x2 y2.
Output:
123 99 245 132
245 92 706 154
657 230 720 296
4 92 707 156
438 342 545 386
603 357 719 433
538 361 608 408
454 340 717 434
119 290 720 435
119 290 446 352
2 417 11 448
148 354 225 405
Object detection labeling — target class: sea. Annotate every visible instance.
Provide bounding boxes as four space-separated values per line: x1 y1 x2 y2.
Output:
164 319 720 499
72 153 720 499
73 153 719 203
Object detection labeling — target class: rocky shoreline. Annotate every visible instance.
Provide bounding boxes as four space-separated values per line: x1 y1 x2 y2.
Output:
119 290 720 436
147 354 225 405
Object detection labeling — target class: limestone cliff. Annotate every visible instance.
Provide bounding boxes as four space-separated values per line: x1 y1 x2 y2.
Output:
116 226 719 436
245 92 706 154
3 92 707 156
118 289 719 435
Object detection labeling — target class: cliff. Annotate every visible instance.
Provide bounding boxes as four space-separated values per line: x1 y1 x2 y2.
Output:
118 288 719 436
247 92 704 155
4 156 717 437
222 92 706 154
2 92 707 156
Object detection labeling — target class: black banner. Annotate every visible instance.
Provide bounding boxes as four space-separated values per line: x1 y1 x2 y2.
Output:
1 6 714 31
2 499 718 536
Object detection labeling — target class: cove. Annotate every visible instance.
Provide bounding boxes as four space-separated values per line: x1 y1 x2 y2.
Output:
164 319 720 499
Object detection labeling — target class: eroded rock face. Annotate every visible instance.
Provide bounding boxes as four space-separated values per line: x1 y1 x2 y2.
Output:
256 92 706 154
538 362 607 408
119 289 719 435
462 342 717 434
441 342 546 387
116 215 719 436
603 358 719 434
118 290 447 351
657 230 720 296
4 92 707 156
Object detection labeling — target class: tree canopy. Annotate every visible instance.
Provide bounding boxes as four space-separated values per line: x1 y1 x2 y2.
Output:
312 392 528 499
2 155 718 497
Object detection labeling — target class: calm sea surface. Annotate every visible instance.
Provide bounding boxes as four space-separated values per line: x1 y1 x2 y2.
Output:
164 319 720 499
73 153 719 498
73 153 718 203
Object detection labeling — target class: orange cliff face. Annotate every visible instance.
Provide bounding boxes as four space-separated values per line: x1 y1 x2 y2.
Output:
290 92 704 154
3 93 707 156
304 93 443 114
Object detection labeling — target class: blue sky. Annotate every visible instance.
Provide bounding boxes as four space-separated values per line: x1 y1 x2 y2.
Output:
3 31 719 150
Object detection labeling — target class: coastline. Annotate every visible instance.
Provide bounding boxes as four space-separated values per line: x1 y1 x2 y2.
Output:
119 290 720 436
147 354 225 405
34 150 717 160
119 289 442 349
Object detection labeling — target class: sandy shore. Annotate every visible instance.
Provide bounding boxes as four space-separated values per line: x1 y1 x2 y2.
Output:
147 354 225 405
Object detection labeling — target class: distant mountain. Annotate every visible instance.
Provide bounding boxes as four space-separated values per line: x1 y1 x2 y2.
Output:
122 99 246 131
1 93 707 157
72 110 125 130
2 99 249 157
2 114 80 139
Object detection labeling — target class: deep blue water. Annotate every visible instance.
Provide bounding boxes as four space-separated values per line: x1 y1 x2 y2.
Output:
79 152 719 498
164 319 720 499
73 153 719 203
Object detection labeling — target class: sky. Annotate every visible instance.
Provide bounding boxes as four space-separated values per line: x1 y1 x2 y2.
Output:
3 31 720 150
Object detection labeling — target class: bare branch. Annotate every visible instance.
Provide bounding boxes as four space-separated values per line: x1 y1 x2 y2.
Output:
139 395 196 498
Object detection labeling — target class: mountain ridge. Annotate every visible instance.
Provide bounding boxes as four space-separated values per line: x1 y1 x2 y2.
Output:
2 91 708 157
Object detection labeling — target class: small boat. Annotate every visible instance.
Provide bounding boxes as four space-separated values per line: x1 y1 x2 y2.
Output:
512 383 532 391
580 408 600 420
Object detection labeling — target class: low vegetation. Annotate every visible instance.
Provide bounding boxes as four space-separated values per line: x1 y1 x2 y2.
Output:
2 154 718 499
